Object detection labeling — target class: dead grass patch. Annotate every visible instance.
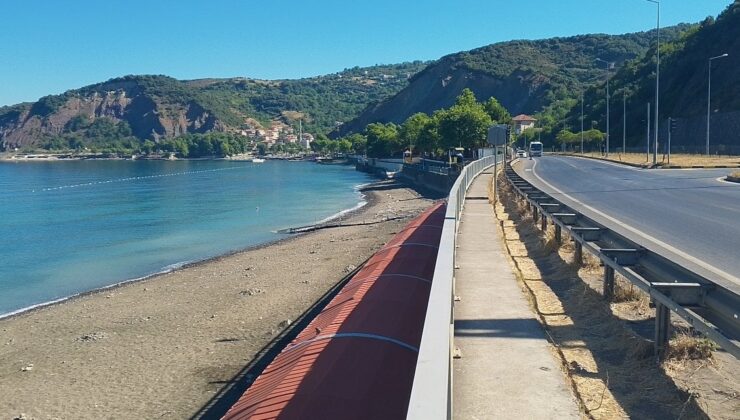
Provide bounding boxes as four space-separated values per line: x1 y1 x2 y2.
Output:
666 333 717 361
612 276 644 303
493 174 713 419
575 152 740 167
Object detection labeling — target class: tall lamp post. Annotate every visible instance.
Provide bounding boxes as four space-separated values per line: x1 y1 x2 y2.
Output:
581 90 585 154
623 91 627 155
596 58 614 157
646 0 660 165
706 53 729 155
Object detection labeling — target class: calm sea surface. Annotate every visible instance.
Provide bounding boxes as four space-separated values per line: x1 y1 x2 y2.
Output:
0 160 372 316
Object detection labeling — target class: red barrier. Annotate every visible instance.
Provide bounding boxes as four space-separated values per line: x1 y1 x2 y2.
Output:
222 202 445 420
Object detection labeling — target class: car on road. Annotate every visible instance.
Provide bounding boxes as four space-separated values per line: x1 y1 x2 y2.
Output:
516 149 527 158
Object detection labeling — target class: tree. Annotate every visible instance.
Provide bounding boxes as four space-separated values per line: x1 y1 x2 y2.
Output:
311 138 330 154
256 143 267 156
585 129 605 145
346 133 367 155
556 130 578 147
400 113 433 153
365 122 401 158
336 139 353 154
416 116 441 155
483 97 511 124
142 140 156 154
436 89 492 149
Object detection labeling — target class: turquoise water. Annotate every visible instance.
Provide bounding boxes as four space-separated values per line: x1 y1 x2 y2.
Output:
0 160 372 316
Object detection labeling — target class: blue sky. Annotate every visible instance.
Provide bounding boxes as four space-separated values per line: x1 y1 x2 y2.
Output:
0 0 731 106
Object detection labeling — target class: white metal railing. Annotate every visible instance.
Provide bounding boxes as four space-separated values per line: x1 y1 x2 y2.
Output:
406 154 500 419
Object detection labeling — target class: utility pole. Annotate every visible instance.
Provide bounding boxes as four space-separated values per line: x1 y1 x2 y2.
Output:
706 53 729 155
596 58 613 158
668 117 673 165
646 102 651 162
581 90 585 154
623 91 627 155
647 0 660 165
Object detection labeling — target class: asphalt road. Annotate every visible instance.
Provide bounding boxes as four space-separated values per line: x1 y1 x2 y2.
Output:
513 155 740 294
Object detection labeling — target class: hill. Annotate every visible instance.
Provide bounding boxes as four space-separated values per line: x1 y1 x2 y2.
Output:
333 25 690 137
0 62 428 151
561 1 740 152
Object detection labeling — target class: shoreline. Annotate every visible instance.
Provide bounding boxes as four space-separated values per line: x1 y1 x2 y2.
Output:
0 184 377 322
1 179 428 419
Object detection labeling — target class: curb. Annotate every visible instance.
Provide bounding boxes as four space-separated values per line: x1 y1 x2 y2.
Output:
555 153 740 170
663 165 740 169
553 153 647 168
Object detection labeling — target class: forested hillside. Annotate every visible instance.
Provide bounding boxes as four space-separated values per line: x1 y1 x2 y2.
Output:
559 1 740 151
334 25 690 137
0 62 427 151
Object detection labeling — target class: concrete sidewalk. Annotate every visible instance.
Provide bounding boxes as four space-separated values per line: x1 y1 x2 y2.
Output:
452 171 580 419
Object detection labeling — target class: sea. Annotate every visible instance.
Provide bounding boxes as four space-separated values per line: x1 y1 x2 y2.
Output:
0 159 373 317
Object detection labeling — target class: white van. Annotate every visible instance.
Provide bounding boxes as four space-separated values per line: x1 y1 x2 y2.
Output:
529 141 543 157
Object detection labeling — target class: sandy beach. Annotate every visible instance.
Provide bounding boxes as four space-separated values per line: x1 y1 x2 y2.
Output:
0 180 436 419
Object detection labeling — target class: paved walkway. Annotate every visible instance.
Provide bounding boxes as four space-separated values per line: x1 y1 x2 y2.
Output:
452 171 580 419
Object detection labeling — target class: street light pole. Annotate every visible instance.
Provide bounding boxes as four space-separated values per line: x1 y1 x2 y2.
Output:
596 58 613 158
581 90 584 154
706 53 729 155
623 91 627 155
646 102 650 162
646 0 660 165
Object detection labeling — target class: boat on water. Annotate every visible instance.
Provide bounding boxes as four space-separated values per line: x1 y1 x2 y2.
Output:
251 158 265 163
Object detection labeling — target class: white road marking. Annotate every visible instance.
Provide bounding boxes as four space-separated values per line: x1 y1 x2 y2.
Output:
530 159 739 285
717 176 740 185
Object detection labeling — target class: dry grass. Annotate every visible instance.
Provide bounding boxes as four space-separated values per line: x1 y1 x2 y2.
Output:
728 170 740 181
574 152 740 167
612 276 644 303
494 177 714 419
666 333 717 361
581 252 603 272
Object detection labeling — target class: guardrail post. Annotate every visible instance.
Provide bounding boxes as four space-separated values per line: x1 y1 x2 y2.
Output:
554 225 562 244
603 266 615 300
532 206 538 221
654 302 671 357
574 242 583 265
540 214 547 231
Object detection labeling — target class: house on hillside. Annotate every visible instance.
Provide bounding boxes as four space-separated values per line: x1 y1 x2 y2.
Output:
512 114 537 134
300 133 314 149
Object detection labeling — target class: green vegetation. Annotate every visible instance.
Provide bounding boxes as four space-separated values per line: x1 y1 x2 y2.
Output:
325 89 511 158
40 117 254 158
42 118 138 154
555 2 740 150
158 132 254 158
0 62 429 151
193 61 429 132
340 22 691 141
553 128 605 151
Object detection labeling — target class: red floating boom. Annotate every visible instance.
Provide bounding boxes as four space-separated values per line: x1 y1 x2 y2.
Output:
222 202 445 420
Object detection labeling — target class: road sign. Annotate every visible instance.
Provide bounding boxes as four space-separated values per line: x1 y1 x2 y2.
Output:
487 125 508 146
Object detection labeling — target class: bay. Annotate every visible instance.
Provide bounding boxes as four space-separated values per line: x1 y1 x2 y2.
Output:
0 160 372 316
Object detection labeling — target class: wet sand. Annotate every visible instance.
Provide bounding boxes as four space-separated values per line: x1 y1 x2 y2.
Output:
0 180 435 419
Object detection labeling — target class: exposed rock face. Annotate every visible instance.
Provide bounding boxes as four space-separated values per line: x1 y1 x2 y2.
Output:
0 81 224 150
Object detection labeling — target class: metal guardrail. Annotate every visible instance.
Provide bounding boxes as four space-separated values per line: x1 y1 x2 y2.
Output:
406 154 499 420
504 164 740 359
